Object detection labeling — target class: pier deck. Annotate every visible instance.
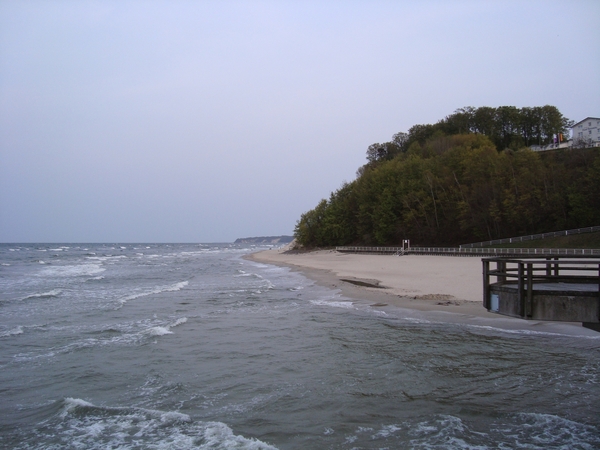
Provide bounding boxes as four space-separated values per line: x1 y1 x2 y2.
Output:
482 256 600 331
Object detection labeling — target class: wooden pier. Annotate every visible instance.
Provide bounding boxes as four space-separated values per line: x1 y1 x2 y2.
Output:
482 256 600 331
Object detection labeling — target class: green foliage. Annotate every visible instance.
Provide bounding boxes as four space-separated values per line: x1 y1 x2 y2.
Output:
295 106 594 248
294 130 600 247
364 105 573 167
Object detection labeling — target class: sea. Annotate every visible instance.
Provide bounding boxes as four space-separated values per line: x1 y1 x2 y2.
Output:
0 243 599 449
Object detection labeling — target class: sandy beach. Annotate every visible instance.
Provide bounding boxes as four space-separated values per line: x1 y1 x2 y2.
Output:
246 248 598 335
248 249 487 314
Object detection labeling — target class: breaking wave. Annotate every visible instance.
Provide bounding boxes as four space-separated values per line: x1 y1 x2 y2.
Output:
9 398 279 450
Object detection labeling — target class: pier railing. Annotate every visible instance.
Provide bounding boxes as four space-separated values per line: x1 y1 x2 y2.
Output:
336 246 600 257
482 256 600 320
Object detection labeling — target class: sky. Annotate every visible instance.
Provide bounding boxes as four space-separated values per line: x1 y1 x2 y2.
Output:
1 1 599 243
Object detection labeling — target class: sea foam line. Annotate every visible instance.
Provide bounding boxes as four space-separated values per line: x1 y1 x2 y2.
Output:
309 299 355 309
38 264 105 278
467 324 600 339
119 281 189 305
14 318 189 361
61 397 191 421
22 289 62 301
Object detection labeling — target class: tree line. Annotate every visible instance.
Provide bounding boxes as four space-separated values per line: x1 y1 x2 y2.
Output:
365 105 572 165
295 106 599 247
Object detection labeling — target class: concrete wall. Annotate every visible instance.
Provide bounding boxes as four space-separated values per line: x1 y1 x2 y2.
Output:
488 284 600 323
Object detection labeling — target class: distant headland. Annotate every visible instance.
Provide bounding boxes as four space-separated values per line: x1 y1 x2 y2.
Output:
234 235 294 244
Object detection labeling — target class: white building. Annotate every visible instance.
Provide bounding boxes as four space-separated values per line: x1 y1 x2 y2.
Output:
531 116 600 151
571 117 600 147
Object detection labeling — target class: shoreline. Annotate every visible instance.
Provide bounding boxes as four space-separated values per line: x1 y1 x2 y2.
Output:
245 248 599 336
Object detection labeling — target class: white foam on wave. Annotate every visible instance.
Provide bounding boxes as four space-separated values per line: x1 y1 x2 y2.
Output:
491 412 600 448
61 397 95 416
372 424 402 438
201 421 279 449
262 279 275 290
86 255 127 262
148 326 172 336
0 325 24 338
467 324 600 340
52 398 278 450
145 317 188 336
22 289 62 300
400 316 432 324
1 263 10 266
309 299 355 309
171 317 188 327
178 250 209 257
341 412 600 448
235 269 251 277
118 281 189 305
398 415 477 449
38 264 105 278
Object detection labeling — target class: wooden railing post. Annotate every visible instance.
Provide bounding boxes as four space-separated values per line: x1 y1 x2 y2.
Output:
518 262 525 317
498 261 506 284
483 259 490 308
526 263 533 318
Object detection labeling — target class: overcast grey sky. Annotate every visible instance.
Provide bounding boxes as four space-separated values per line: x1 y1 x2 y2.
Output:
1 1 599 243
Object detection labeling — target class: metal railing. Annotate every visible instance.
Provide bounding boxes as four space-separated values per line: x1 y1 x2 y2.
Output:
336 246 600 257
336 246 406 254
460 225 600 249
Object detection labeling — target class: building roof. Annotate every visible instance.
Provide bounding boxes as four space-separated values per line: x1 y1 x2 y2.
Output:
571 117 600 128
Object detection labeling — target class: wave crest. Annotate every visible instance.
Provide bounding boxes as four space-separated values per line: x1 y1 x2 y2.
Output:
119 281 189 305
0 326 24 338
22 289 62 300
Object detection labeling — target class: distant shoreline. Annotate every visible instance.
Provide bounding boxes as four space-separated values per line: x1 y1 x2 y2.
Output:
245 249 598 336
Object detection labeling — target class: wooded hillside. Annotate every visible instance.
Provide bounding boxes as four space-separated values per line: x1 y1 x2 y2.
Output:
294 107 599 247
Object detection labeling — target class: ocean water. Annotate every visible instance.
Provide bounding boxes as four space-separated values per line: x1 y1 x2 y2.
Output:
0 243 599 449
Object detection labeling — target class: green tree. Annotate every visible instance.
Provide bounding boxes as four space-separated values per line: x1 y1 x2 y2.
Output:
295 105 592 248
